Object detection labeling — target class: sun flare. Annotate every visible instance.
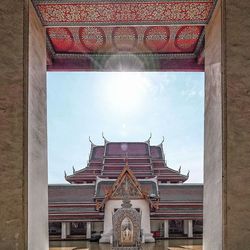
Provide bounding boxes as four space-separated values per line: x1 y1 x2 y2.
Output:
103 72 150 115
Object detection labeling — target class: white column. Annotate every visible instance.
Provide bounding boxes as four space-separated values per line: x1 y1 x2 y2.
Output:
86 222 91 239
184 220 188 235
188 220 193 238
141 234 145 243
61 222 67 239
66 222 70 236
164 220 169 238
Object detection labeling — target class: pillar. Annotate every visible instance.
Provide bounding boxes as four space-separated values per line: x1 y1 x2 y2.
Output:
204 1 223 248
188 220 193 238
141 231 145 243
86 222 91 239
164 220 169 238
183 220 188 235
0 1 47 250
66 222 71 236
204 0 250 249
61 222 67 240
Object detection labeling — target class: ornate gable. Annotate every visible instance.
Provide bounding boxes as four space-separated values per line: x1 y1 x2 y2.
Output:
96 160 160 211
111 168 144 200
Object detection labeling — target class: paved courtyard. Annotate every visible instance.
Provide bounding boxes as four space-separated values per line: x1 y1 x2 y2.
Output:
49 239 202 250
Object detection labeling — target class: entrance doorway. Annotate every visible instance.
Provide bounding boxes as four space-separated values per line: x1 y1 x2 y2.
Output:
1 0 250 249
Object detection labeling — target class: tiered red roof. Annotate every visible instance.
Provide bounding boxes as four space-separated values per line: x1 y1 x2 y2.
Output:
65 138 189 184
48 184 102 221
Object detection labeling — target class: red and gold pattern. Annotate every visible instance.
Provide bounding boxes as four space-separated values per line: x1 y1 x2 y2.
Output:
112 27 138 51
175 26 201 52
47 27 74 51
144 26 170 52
36 1 214 26
31 0 214 71
47 25 203 54
79 27 106 52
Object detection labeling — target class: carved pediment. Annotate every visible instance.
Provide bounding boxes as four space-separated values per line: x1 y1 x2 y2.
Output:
96 160 160 210
111 175 143 199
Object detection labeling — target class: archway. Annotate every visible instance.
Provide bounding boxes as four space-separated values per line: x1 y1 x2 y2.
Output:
0 0 250 249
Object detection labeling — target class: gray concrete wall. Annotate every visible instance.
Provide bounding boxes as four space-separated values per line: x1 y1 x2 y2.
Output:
0 1 47 249
0 1 29 248
222 0 250 249
205 0 250 249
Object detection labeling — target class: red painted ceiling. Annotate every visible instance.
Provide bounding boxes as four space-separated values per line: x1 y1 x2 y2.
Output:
32 0 218 71
47 26 203 54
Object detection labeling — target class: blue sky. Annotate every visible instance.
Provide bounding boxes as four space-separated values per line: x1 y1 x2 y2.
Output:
47 72 204 184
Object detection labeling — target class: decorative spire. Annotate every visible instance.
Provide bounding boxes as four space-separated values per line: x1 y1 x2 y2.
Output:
102 132 109 144
145 132 152 144
159 136 166 161
161 136 165 145
157 136 165 147
178 166 181 173
187 170 190 178
72 166 75 174
64 171 67 179
89 136 96 147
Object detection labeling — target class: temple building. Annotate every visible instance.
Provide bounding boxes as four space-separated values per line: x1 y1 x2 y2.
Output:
48 136 203 242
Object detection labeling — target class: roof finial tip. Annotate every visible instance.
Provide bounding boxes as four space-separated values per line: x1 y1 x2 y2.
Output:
145 132 152 143
159 136 165 146
102 132 107 142
89 136 94 145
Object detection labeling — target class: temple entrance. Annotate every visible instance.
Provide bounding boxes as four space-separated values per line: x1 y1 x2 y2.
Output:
98 161 156 244
1 0 250 249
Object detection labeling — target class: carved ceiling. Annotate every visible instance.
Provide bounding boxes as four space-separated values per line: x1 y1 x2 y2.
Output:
32 0 218 71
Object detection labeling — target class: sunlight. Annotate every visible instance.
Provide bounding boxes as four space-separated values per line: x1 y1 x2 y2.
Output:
102 72 150 115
